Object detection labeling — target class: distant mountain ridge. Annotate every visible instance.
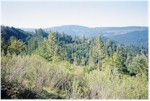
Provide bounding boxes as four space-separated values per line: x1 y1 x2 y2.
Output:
112 30 148 47
21 25 148 48
22 25 147 36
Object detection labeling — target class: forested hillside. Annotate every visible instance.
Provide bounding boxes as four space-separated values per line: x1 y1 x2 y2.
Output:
22 25 148 48
1 26 148 99
110 30 148 48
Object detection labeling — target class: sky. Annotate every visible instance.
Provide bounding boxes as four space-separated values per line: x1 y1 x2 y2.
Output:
1 0 148 28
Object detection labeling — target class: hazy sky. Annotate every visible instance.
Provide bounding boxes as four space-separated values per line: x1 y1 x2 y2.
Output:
1 0 148 28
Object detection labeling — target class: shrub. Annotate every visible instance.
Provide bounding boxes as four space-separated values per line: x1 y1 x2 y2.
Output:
1 54 148 99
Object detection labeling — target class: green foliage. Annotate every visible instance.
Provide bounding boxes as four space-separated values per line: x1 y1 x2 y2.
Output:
8 37 25 55
1 26 148 99
1 54 148 99
1 25 31 43
42 32 66 62
128 54 148 77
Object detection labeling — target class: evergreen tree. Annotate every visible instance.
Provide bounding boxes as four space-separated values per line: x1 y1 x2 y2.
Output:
92 36 105 70
8 37 25 55
105 39 114 57
46 32 57 57
128 54 148 77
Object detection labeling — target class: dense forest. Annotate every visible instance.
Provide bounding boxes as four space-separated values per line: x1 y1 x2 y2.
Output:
1 25 148 99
